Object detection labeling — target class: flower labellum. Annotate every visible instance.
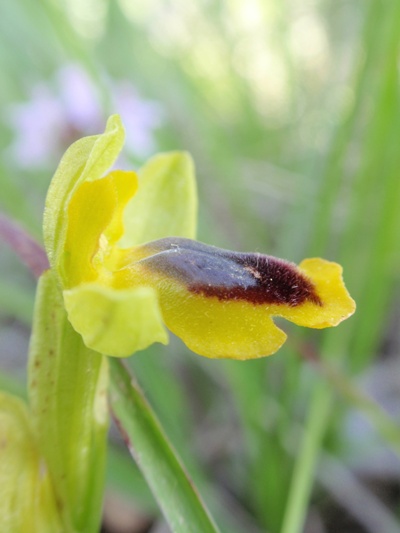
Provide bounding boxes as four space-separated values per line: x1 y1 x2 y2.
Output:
111 237 355 359
43 115 355 360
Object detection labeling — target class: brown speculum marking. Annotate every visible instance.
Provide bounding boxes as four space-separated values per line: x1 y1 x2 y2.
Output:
137 238 322 307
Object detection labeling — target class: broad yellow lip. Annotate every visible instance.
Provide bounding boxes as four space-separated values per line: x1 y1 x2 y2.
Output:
110 237 355 360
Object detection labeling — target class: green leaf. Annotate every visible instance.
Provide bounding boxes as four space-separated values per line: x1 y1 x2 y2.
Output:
0 392 62 533
106 445 156 510
120 151 198 246
108 358 221 533
28 270 109 533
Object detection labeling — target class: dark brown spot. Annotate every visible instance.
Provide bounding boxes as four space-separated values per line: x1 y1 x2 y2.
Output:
137 238 322 307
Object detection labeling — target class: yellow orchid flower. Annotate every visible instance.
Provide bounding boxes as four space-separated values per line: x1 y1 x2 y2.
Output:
43 115 355 360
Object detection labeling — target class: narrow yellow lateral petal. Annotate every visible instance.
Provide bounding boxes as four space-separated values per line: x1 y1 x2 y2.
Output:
63 170 137 288
44 114 125 272
104 170 139 246
119 152 197 247
64 283 168 357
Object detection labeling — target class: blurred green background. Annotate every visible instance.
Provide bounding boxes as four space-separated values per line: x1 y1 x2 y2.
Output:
1 1 400 532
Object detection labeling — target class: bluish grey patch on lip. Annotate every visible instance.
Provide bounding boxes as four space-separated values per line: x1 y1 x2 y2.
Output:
137 237 322 307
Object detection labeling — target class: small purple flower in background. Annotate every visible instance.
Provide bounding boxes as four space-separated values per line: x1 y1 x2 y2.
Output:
6 64 164 169
7 85 66 169
114 81 164 157
56 65 103 133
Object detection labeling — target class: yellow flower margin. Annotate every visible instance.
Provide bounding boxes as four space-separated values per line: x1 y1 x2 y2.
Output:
43 115 355 360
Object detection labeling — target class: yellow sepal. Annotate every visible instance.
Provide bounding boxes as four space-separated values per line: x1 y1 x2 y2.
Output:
64 283 168 357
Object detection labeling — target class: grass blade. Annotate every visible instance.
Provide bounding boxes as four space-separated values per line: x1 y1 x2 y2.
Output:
108 357 221 533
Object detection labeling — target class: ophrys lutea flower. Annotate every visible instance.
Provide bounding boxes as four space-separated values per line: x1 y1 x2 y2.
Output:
44 115 355 360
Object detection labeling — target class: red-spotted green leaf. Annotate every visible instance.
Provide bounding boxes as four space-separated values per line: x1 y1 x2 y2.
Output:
28 270 109 533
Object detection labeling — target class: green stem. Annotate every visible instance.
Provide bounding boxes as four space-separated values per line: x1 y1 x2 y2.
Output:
28 271 109 533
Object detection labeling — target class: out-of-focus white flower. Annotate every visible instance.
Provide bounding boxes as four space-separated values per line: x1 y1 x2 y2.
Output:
6 64 164 169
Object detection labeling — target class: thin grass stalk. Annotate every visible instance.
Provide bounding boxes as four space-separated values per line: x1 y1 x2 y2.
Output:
281 1 400 531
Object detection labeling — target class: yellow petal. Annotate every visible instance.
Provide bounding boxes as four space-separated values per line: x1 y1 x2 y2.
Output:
119 152 197 247
63 283 168 357
44 114 125 274
160 290 287 360
63 170 137 287
276 258 356 328
113 261 287 359
113 238 355 359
